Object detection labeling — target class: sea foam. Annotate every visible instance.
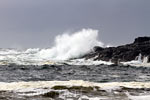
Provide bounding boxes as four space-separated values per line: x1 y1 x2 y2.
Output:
0 29 105 65
38 29 103 60
0 80 150 100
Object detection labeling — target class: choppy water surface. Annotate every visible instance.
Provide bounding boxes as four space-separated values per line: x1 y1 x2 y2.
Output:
0 64 150 82
0 64 150 100
1 30 150 99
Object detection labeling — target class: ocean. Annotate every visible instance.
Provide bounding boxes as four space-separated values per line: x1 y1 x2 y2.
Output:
0 49 149 100
0 29 150 100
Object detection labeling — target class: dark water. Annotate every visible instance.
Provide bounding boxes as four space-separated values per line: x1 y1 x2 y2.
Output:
0 64 150 82
0 64 150 100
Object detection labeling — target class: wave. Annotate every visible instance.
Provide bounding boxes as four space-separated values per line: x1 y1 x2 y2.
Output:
1 80 150 91
0 29 149 67
121 54 150 67
38 29 103 60
0 29 106 65
0 80 150 100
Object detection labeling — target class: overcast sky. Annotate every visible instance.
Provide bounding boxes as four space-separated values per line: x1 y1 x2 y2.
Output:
0 0 150 48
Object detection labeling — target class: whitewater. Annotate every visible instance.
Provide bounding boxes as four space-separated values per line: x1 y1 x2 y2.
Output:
0 29 150 100
0 29 105 65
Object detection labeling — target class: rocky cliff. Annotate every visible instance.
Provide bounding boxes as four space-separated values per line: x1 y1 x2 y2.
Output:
84 37 150 63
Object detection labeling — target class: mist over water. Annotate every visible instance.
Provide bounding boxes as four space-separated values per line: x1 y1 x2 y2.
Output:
39 29 104 60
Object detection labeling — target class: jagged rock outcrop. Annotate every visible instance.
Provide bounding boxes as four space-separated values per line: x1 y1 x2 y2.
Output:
84 37 150 63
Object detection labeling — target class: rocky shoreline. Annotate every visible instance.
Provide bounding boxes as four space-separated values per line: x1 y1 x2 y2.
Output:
84 37 150 64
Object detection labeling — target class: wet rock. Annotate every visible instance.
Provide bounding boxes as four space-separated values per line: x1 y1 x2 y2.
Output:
93 46 104 52
51 85 100 93
134 37 150 43
84 37 150 63
42 91 59 98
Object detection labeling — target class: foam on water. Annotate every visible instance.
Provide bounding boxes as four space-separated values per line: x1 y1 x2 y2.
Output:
78 95 107 100
0 80 150 100
0 29 106 65
126 92 150 100
121 54 150 67
0 80 150 91
0 29 149 67
38 29 103 60
65 58 113 65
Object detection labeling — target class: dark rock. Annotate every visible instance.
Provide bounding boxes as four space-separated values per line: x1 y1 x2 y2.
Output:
84 36 150 63
93 46 104 52
134 37 150 43
42 91 59 98
52 85 94 91
51 85 100 94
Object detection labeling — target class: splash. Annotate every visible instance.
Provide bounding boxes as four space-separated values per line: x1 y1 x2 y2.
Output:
39 29 103 60
121 54 150 67
137 53 142 63
0 29 105 65
143 56 149 64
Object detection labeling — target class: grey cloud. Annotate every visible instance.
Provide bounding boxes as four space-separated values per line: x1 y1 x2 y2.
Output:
0 0 150 48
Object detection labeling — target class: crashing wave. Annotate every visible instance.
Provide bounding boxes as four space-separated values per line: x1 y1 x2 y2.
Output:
121 54 150 67
0 80 150 100
38 29 103 60
0 29 109 65
0 29 149 67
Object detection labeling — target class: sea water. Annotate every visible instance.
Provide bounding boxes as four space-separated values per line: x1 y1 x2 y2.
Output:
0 29 150 100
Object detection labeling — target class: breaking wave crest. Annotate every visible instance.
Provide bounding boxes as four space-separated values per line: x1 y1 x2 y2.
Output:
0 29 105 65
38 29 103 60
0 80 150 100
